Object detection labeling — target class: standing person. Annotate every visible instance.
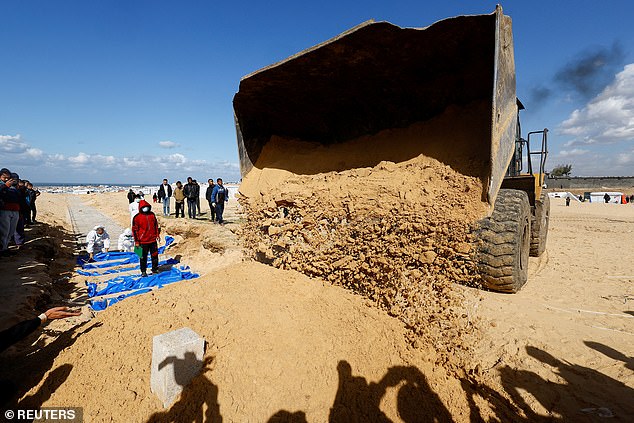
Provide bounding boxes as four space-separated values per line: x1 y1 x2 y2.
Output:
127 188 135 204
0 170 21 256
132 200 160 277
205 179 216 222
20 180 32 226
157 179 172 217
25 182 40 223
183 177 199 219
173 181 185 218
152 193 158 203
565 196 570 207
193 179 203 215
129 194 142 224
604 193 611 203
86 225 110 261
211 178 228 224
13 179 29 248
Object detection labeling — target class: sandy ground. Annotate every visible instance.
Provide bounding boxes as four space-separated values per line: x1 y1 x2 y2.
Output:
0 194 87 334
2 192 633 421
475 198 634 420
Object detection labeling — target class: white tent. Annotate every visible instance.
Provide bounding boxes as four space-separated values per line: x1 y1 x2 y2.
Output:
590 192 623 204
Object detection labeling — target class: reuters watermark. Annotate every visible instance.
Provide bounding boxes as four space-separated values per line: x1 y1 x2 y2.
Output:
3 407 83 422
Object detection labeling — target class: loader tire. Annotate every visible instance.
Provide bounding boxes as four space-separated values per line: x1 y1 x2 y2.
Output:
475 189 531 293
530 192 550 257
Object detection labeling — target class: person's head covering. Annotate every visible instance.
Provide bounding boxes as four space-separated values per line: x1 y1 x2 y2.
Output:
124 228 133 236
93 224 105 230
138 199 151 212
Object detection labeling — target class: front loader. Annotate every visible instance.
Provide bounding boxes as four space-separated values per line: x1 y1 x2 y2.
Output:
233 6 549 293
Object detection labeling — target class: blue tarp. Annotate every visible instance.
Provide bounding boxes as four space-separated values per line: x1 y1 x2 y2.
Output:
90 288 153 311
87 266 199 298
80 235 191 311
77 236 175 266
76 258 179 276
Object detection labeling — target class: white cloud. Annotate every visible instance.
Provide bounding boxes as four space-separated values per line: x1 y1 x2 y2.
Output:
558 148 589 157
166 153 186 164
68 152 91 165
25 148 44 159
548 147 634 176
560 64 634 146
0 134 29 153
552 63 634 176
158 140 180 149
2 134 241 183
616 149 634 165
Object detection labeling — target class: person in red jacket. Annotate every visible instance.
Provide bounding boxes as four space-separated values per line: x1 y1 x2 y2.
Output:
132 199 161 277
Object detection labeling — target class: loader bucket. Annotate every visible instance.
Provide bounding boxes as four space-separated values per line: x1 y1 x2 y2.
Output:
234 6 517 206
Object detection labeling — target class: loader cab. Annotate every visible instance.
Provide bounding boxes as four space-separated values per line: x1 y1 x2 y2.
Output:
502 98 549 206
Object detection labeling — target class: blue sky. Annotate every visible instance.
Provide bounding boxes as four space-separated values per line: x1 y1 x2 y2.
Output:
2 0 634 183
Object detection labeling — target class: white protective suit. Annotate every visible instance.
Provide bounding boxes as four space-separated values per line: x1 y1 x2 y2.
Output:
129 198 140 224
118 228 135 252
86 225 110 254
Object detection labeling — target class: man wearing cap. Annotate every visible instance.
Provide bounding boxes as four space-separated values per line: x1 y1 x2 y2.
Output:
86 225 110 261
0 169 21 256
132 199 161 277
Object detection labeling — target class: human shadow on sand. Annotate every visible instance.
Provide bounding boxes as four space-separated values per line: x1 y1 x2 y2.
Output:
1 321 102 409
462 344 634 422
268 360 453 423
146 355 222 423
16 363 74 410
585 340 634 371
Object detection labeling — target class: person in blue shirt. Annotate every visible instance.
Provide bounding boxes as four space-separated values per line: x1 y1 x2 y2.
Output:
210 178 228 224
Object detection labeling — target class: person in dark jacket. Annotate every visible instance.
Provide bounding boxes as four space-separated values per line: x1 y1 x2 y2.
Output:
25 181 40 223
604 193 611 203
13 179 29 247
210 178 228 224
205 179 216 222
0 170 21 256
157 179 172 217
127 188 136 204
132 200 161 277
193 179 203 215
183 177 199 219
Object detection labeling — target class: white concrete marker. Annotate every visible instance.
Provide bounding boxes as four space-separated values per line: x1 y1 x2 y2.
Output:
150 327 205 408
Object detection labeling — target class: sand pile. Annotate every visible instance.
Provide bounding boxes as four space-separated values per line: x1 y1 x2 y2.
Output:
240 152 488 358
19 262 510 422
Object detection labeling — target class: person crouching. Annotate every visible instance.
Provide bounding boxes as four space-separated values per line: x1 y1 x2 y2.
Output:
86 225 110 261
132 200 160 277
118 228 135 252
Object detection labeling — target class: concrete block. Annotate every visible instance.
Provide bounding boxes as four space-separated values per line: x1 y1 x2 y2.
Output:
150 327 205 408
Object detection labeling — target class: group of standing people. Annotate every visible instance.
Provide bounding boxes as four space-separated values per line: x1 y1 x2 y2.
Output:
127 177 229 224
0 167 40 257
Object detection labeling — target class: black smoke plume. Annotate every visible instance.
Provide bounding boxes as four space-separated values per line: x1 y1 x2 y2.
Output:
554 42 625 99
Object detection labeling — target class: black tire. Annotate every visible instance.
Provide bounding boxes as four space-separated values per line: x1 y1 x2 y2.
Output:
530 192 550 257
475 189 531 293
